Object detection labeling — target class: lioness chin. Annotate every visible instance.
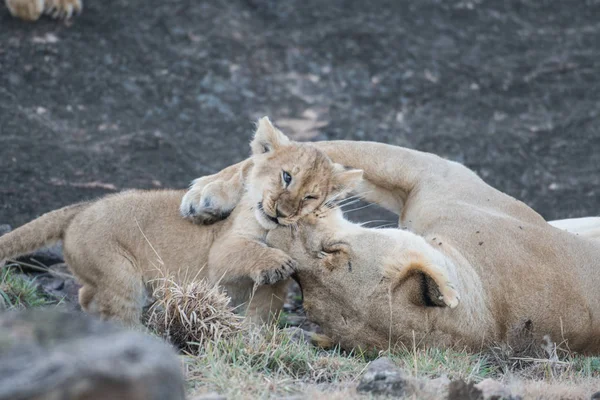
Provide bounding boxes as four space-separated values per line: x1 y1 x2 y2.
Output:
0 117 361 326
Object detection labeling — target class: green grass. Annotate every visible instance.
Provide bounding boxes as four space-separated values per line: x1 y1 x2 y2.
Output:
0 267 53 309
185 327 368 399
184 328 600 399
3 267 598 399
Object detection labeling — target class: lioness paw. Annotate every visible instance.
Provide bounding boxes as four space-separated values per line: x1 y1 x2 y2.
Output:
255 254 298 285
180 179 236 225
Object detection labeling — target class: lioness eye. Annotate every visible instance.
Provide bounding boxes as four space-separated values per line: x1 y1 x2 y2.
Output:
282 171 292 187
304 195 318 201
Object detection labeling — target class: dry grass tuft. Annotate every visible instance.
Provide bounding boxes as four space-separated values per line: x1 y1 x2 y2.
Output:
145 276 245 354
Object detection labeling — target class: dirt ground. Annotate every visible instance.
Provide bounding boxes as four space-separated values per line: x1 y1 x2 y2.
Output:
1 0 599 227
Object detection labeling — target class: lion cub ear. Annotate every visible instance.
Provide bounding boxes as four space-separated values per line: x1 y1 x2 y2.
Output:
383 251 460 308
250 116 291 155
329 164 364 199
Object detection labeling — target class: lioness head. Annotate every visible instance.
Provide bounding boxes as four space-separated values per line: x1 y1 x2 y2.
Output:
247 117 363 229
265 206 461 351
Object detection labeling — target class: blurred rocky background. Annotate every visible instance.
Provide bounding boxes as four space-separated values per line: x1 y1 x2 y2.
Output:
1 0 599 227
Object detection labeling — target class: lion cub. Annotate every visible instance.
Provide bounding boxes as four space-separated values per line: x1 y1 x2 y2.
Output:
197 117 363 306
0 117 362 325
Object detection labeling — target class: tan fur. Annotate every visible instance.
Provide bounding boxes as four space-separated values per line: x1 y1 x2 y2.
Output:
5 0 81 21
0 190 295 325
549 217 600 241
0 118 361 327
182 140 600 354
200 117 362 322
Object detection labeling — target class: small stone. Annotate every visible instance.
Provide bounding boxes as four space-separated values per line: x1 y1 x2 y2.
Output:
591 392 600 400
282 314 305 326
356 357 407 396
475 378 512 399
447 380 483 400
189 393 226 400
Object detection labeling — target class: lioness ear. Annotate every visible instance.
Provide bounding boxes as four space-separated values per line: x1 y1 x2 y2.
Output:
384 251 460 308
250 116 291 155
330 164 363 199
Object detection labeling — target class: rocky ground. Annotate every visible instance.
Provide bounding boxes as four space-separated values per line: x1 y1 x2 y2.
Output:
1 2 600 398
1 0 599 228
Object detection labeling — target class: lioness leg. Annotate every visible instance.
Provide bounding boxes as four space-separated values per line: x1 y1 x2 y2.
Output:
181 141 443 222
6 0 81 21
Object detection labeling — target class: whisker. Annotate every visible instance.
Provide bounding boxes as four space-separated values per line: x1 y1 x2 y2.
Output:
343 203 376 214
340 200 364 210
336 195 363 206
359 219 395 227
330 190 373 206
372 223 399 229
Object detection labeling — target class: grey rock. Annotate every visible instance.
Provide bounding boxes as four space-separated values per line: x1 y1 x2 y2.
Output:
447 380 523 400
0 309 185 400
475 378 516 400
16 243 64 269
447 380 483 400
190 393 227 400
34 263 81 309
281 327 319 346
282 314 305 326
356 357 407 396
591 391 600 399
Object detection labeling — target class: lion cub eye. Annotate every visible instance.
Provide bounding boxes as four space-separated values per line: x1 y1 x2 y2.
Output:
303 194 318 201
282 170 292 187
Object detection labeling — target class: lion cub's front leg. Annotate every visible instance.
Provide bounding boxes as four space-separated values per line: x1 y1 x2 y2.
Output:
209 234 298 287
6 0 81 21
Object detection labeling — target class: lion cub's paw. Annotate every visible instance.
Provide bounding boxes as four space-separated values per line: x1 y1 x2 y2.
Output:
255 252 298 285
45 0 82 19
180 179 235 225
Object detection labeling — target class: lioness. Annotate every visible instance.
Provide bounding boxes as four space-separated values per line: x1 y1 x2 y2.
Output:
182 141 600 353
0 118 362 325
5 0 80 21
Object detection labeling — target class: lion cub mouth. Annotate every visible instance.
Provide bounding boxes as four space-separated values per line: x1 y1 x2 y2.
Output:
256 202 280 229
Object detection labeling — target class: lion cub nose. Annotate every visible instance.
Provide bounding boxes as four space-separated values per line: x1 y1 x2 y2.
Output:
275 206 289 219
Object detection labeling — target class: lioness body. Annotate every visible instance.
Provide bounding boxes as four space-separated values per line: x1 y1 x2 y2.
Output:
183 141 600 353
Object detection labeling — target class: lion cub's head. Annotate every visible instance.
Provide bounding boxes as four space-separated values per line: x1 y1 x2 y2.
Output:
247 117 362 229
